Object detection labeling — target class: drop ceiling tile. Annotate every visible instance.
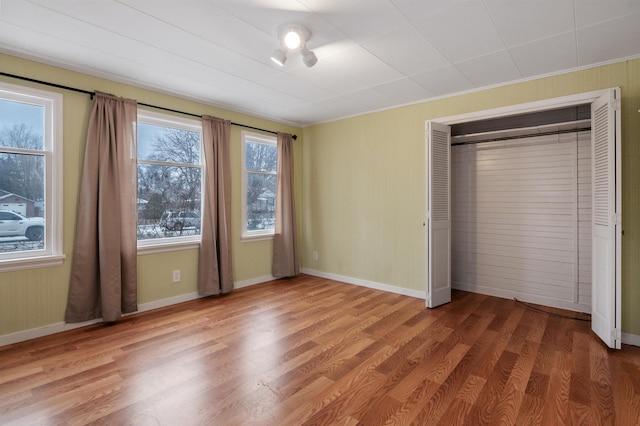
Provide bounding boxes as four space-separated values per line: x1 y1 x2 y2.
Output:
260 73 335 103
412 66 474 96
316 96 370 119
509 32 577 77
484 0 575 47
19 33 239 102
413 0 505 63
28 0 185 51
119 0 278 60
360 26 450 75
3 4 159 66
373 78 435 104
39 0 280 81
576 14 640 66
0 0 40 30
214 92 294 121
279 102 336 125
0 21 31 52
205 0 253 15
287 45 404 95
342 87 398 110
300 0 409 42
233 81 309 109
392 0 468 22
17 1 282 87
164 37 281 83
455 50 521 87
575 0 640 28
18 34 181 92
230 1 314 35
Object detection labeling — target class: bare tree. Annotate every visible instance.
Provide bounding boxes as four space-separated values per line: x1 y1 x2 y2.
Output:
0 124 44 202
245 141 277 207
137 128 201 212
244 141 277 230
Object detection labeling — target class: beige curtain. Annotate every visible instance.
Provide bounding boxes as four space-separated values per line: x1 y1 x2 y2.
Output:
272 132 299 277
65 92 138 323
199 116 233 296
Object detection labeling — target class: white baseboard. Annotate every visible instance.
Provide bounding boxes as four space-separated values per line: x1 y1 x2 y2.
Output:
301 268 426 300
235 274 277 289
0 318 102 347
622 332 640 347
137 291 200 312
0 291 201 347
0 276 278 348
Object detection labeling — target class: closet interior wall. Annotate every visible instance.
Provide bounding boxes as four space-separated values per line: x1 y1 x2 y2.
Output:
450 124 592 313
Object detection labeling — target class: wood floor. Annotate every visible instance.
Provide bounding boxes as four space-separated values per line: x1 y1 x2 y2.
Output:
1 275 639 425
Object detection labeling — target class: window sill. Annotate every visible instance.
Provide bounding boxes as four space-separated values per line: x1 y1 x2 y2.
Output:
0 254 66 273
241 233 275 243
137 240 200 255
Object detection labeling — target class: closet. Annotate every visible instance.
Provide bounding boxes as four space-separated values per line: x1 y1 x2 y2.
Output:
425 89 621 348
450 108 592 313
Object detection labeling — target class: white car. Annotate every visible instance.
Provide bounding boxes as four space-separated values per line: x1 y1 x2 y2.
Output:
0 210 45 241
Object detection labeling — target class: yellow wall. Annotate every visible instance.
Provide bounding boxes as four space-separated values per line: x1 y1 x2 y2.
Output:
0 53 300 337
302 59 640 335
1 52 639 340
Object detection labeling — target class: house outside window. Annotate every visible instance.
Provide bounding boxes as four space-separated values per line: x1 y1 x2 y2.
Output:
242 131 277 240
0 81 63 271
137 110 202 249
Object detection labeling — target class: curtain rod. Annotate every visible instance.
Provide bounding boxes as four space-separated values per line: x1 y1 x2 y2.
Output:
0 71 297 140
451 127 591 146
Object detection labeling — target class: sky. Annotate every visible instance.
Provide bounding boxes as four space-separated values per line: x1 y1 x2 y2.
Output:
138 122 165 160
0 99 44 139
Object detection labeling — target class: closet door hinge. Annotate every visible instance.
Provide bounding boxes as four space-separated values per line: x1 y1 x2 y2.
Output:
611 213 620 225
612 328 621 342
612 98 621 111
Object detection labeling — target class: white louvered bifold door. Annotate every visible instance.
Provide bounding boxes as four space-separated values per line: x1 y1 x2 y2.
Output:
591 88 622 349
427 121 451 308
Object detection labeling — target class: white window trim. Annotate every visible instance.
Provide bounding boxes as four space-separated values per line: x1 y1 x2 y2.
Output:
241 131 277 242
0 81 64 272
136 109 203 251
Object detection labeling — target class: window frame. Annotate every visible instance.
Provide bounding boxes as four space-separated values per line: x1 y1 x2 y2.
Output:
136 109 204 254
241 131 278 241
0 81 64 272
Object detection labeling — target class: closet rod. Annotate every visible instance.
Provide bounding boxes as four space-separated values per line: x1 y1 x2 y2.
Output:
451 127 591 146
0 71 297 140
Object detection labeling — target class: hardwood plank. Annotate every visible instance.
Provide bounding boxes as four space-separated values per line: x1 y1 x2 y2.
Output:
0 276 638 425
515 393 545 426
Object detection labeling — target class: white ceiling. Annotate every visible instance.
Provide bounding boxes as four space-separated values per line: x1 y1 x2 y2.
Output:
1 0 639 127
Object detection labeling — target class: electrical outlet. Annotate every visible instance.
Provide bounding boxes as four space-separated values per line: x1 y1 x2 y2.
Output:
172 270 181 283
312 251 318 261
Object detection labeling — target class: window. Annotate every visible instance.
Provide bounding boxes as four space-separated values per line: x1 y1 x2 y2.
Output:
137 110 202 249
242 131 278 240
0 81 63 271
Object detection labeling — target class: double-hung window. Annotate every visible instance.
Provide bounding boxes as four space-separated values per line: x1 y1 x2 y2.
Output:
137 110 202 250
0 82 63 271
242 131 278 240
